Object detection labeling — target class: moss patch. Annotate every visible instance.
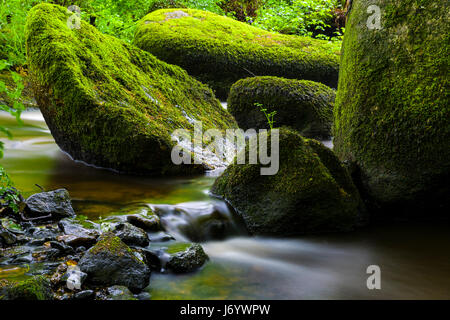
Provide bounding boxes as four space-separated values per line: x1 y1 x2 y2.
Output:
333 0 450 215
0 275 52 300
228 76 335 139
134 8 341 98
211 127 362 235
25 3 237 175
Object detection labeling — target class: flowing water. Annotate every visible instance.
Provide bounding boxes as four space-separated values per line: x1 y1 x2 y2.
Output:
1 110 450 299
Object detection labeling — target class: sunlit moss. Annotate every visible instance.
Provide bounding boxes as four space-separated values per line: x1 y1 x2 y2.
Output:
134 8 341 98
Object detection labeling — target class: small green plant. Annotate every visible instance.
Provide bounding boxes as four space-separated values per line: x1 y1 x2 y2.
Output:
0 167 21 214
255 102 276 130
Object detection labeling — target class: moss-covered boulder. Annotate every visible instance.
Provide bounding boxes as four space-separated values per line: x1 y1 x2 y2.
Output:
333 0 450 215
25 3 237 175
78 233 150 291
0 276 53 300
211 128 363 235
165 242 209 273
228 76 335 139
134 9 340 98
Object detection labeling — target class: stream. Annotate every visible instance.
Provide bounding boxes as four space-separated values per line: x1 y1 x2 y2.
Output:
1 110 449 299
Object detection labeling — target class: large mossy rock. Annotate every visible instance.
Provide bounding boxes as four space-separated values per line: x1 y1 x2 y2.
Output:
228 76 335 139
134 9 340 98
78 233 150 291
25 3 237 175
333 0 450 215
0 276 53 300
211 128 363 235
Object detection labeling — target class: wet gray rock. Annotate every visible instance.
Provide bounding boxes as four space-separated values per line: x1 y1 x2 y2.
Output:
25 189 75 219
58 217 100 248
73 290 94 300
29 225 60 242
109 222 149 247
134 247 162 271
78 233 150 291
105 285 137 300
0 226 16 246
165 243 209 273
126 214 160 231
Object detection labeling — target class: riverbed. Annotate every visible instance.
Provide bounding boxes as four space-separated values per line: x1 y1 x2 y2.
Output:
1 110 449 299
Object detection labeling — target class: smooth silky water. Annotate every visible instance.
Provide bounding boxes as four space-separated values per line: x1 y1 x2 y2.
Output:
1 110 449 299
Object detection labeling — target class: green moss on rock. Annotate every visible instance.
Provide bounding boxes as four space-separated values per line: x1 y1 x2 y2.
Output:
165 243 209 273
0 275 53 300
134 8 341 98
211 127 362 235
333 0 450 215
25 3 237 175
79 232 151 291
228 76 335 139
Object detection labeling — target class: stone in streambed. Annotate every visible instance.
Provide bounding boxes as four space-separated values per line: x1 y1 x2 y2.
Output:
26 3 237 175
134 8 340 98
78 233 150 291
0 275 53 300
165 242 209 273
25 189 75 220
211 127 363 236
333 0 450 215
228 76 335 139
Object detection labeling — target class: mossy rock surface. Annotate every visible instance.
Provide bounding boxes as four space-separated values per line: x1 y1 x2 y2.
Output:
25 3 237 175
211 128 362 235
134 8 341 99
333 0 450 215
0 275 53 300
165 242 209 273
228 76 335 139
78 232 150 291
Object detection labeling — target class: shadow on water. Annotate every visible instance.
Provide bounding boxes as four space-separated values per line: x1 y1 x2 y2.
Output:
1 110 450 299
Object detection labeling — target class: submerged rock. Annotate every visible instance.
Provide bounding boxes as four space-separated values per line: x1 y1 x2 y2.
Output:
26 3 237 175
78 233 150 291
165 242 209 273
134 9 340 98
0 275 53 300
211 128 363 235
333 0 449 215
25 189 75 220
228 77 335 139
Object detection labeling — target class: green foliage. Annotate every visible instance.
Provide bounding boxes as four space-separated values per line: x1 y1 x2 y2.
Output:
253 0 343 40
254 102 276 130
216 0 262 22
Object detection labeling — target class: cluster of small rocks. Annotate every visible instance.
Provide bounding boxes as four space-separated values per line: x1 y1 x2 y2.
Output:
0 188 209 300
